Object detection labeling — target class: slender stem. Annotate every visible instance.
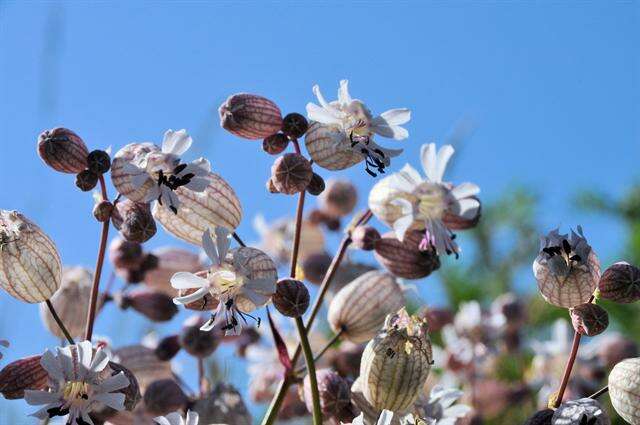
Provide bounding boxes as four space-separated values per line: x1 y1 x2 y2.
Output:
295 316 322 425
197 357 206 397
588 385 609 400
289 191 306 277
45 300 75 345
295 328 344 374
233 232 247 247
84 175 110 341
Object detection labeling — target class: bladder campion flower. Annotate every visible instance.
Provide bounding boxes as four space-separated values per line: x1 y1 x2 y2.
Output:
171 227 276 335
117 129 211 214
305 79 410 175
24 341 130 425
368 143 480 257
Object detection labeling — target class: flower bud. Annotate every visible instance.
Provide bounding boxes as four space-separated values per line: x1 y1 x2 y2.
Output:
351 225 380 251
143 379 188 416
144 247 202 295
75 169 99 191
106 361 141 411
191 382 252 425
0 355 48 399
37 127 89 174
87 149 111 175
552 398 609 424
306 173 326 196
303 369 351 421
93 200 114 223
154 334 181 361
39 267 93 339
359 308 433 411
523 409 554 425
272 278 310 317
180 315 221 357
117 290 178 322
569 303 609 336
374 231 441 279
319 179 358 218
266 177 280 193
270 153 313 195
609 357 640 425
153 172 242 246
262 133 289 155
111 199 157 243
328 271 405 343
305 122 362 171
282 112 309 139
219 93 283 140
533 227 600 308
0 210 61 303
114 345 173 393
111 143 160 202
597 261 640 304
109 237 144 269
301 252 332 285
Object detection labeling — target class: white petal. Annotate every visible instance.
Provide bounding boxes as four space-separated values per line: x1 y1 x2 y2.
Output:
306 102 342 125
215 226 231 260
351 414 365 425
162 129 192 156
420 143 438 182
182 158 211 176
40 349 64 381
78 340 94 371
93 391 126 410
24 390 60 406
370 123 409 140
173 287 208 305
337 79 351 105
186 410 199 425
377 410 394 425
202 228 220 264
450 182 480 200
153 417 173 425
243 277 276 295
379 108 411 125
443 404 473 418
88 346 110 374
185 176 210 192
434 144 455 182
171 272 208 290
392 212 415 241
451 197 480 219
437 388 464 408
96 372 130 393
385 164 422 192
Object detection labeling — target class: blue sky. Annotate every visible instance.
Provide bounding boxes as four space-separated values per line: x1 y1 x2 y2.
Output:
0 1 638 423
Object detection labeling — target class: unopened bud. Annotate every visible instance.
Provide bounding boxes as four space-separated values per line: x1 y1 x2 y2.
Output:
106 361 141 411
306 173 325 196
111 199 157 243
108 237 144 270
37 127 89 174
319 179 358 218
118 290 178 322
93 200 114 222
262 133 289 155
219 93 283 140
301 252 332 285
0 355 48 399
143 379 188 416
272 278 310 318
282 113 309 139
597 261 640 304
75 169 99 192
154 334 181 361
303 369 352 421
351 225 380 251
570 302 609 336
87 149 111 175
374 231 441 279
271 153 313 195
180 315 221 358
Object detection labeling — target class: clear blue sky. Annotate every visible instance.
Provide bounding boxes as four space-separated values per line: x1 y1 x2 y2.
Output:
0 2 638 423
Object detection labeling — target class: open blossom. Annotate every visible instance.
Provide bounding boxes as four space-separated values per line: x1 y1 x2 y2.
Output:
24 341 130 425
346 410 394 425
306 79 410 175
171 227 276 335
154 410 199 425
369 143 480 256
412 385 472 424
121 130 211 214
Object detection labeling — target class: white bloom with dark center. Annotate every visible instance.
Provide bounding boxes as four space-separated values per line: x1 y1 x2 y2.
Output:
171 227 276 336
154 410 199 425
412 385 472 425
122 129 211 214
24 341 129 425
306 80 410 176
375 143 480 256
0 339 8 361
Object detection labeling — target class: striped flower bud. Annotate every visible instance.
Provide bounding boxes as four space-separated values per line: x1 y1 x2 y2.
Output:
152 172 242 246
328 271 405 343
569 302 609 336
111 199 157 243
305 122 363 171
301 252 332 285
272 278 309 317
609 357 640 425
533 227 600 308
282 113 309 139
359 308 433 412
114 345 173 393
37 127 89 174
105 361 141 412
192 382 252 425
219 93 283 140
319 179 358 218
552 398 610 425
117 289 178 322
180 315 221 357
303 368 352 421
374 230 441 279
271 153 313 195
39 267 93 339
0 355 48 399
0 210 61 303
111 143 160 202
351 225 380 251
144 247 202 295
597 261 640 304
143 379 188 416
93 200 114 223
263 133 289 155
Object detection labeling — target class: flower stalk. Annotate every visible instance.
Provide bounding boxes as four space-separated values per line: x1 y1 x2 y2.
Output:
44 300 75 345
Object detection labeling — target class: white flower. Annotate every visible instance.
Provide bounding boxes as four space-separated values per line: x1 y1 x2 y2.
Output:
347 409 394 425
377 143 480 256
411 385 472 425
122 129 211 214
154 410 199 425
0 339 8 361
24 340 129 425
171 227 276 336
306 80 410 176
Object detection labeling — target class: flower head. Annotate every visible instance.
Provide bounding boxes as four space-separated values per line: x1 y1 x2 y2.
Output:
306 80 410 176
154 410 199 425
412 385 472 424
369 143 480 256
121 130 211 214
24 340 130 425
171 227 276 335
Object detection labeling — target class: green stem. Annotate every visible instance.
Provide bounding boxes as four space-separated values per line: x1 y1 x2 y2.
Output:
45 299 75 345
295 316 322 425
